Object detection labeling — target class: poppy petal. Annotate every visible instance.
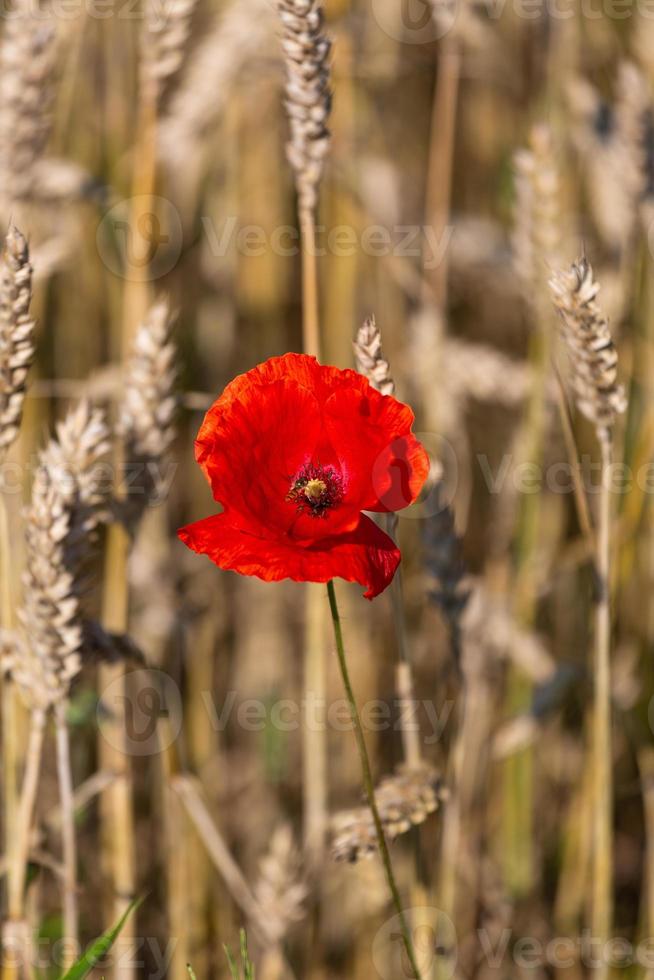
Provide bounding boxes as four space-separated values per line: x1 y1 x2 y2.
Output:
195 379 323 536
323 386 429 512
178 512 400 599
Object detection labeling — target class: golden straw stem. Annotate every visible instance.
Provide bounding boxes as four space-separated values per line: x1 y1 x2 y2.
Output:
55 703 78 968
424 37 460 311
591 430 613 976
7 708 46 924
300 209 320 360
0 492 19 926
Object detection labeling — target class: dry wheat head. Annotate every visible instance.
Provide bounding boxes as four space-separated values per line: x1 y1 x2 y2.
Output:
119 299 177 520
0 10 56 204
4 402 110 710
0 226 35 454
353 315 395 396
141 0 198 107
253 825 307 944
158 0 275 182
277 0 331 214
331 765 447 862
513 124 560 300
549 258 626 432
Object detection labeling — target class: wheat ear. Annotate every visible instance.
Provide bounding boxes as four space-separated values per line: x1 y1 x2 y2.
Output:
158 0 275 183
0 223 35 980
277 0 331 216
549 258 626 431
141 0 198 109
5 401 110 710
331 765 447 863
512 124 560 301
0 226 35 455
253 825 307 945
3 401 109 965
353 315 395 396
0 11 56 205
119 298 177 525
550 258 626 978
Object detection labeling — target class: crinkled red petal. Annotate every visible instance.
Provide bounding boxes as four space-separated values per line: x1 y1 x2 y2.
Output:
323 386 429 511
178 511 400 599
194 354 429 536
195 378 324 537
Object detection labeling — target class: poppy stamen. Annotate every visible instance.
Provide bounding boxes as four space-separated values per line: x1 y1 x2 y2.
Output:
287 463 344 517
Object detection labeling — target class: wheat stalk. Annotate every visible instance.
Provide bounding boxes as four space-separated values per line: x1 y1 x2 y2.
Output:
2 401 109 965
275 0 332 875
506 124 563 893
549 258 625 978
97 298 176 975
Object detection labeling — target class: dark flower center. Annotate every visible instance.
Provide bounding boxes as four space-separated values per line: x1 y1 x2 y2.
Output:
287 463 344 518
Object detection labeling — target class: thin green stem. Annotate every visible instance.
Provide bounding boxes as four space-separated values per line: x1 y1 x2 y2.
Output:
326 580 422 980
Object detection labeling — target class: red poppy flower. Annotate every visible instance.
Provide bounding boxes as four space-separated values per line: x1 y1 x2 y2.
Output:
178 353 429 599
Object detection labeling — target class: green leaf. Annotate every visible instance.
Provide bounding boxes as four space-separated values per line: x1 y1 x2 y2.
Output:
59 897 143 980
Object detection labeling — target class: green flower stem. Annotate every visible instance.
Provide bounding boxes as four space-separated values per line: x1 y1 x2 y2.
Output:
326 580 422 980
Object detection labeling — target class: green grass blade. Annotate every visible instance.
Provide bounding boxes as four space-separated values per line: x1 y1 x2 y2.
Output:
222 943 240 979
239 930 254 980
59 897 142 980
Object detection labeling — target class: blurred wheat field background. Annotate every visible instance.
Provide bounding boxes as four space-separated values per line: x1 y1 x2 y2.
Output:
0 0 653 977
